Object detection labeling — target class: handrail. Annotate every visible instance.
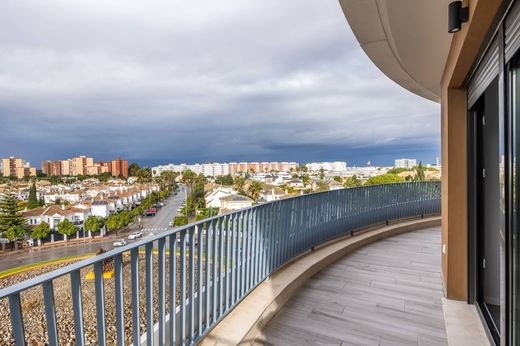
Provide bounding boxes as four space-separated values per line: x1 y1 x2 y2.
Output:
0 182 441 346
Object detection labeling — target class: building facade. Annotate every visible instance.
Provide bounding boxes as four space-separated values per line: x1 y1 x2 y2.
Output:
1 157 36 178
394 158 417 169
306 161 347 172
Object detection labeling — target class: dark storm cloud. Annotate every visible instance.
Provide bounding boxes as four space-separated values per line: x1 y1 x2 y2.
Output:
0 0 440 166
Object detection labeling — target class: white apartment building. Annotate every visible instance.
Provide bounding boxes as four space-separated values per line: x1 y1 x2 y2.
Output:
306 161 347 172
152 163 229 177
395 159 417 169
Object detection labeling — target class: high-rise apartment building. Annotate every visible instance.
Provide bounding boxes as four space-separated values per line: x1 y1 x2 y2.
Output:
109 158 129 178
394 159 417 169
2 157 36 178
42 156 127 177
306 162 347 172
70 156 94 176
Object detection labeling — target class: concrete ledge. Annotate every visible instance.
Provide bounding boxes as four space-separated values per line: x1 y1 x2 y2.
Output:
200 216 441 346
442 298 491 346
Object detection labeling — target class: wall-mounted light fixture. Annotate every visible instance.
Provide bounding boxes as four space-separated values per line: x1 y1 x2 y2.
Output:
448 0 469 33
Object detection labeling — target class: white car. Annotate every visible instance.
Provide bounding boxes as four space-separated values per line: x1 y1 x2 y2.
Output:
113 239 127 247
128 231 143 240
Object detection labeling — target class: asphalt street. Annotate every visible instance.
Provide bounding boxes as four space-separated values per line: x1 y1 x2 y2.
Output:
0 185 187 272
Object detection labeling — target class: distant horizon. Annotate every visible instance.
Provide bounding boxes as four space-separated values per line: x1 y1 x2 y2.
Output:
0 151 440 170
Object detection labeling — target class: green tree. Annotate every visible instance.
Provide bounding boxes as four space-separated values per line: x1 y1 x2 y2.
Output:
333 176 343 183
247 181 263 202
315 181 330 192
343 175 362 188
414 162 426 182
0 188 27 237
319 168 325 181
84 216 102 237
234 176 246 192
27 181 39 210
31 221 50 245
129 163 141 177
117 211 131 230
301 174 310 188
365 174 404 186
57 219 77 241
387 167 411 175
5 226 26 249
173 216 189 227
181 169 197 191
106 214 120 233
137 167 152 183
215 174 234 186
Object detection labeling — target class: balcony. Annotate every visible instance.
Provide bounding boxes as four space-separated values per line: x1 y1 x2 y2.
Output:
0 182 442 346
255 226 446 345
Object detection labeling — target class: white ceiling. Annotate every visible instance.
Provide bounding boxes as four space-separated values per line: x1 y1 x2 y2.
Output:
339 0 452 103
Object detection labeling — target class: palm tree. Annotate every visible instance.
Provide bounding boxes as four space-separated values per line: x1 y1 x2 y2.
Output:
137 167 152 183
234 176 246 192
301 174 310 188
247 181 263 202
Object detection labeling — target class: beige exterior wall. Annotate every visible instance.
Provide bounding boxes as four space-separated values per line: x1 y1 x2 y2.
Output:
61 160 71 175
440 0 502 300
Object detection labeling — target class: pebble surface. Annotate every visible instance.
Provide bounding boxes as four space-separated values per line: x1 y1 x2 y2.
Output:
0 254 200 345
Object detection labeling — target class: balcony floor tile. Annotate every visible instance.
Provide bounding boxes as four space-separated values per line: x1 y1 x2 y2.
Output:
255 227 448 346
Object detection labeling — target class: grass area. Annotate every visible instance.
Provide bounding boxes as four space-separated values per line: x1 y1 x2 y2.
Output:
0 253 95 279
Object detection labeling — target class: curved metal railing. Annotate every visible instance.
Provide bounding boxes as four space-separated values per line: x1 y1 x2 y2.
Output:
0 182 440 346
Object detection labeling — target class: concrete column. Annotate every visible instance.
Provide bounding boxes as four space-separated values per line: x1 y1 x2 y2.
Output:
441 87 468 300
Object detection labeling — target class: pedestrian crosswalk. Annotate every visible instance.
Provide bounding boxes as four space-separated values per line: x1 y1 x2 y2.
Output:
142 227 170 233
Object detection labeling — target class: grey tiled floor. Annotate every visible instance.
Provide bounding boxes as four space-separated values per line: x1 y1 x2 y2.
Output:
255 227 448 346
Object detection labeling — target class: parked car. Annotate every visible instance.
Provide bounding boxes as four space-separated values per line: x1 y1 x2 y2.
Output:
145 208 157 216
128 231 142 240
113 239 127 247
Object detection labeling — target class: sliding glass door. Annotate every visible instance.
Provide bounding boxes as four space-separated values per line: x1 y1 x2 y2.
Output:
472 77 504 344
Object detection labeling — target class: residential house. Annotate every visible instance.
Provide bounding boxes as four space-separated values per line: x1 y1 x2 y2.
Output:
219 195 253 212
205 187 237 209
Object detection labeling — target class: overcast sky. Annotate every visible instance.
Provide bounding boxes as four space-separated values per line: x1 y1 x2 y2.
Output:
0 0 440 167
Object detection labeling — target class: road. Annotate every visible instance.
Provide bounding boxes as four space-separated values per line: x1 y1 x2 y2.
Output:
0 185 187 272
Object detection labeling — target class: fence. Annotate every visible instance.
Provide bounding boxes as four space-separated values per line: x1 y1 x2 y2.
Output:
0 182 440 346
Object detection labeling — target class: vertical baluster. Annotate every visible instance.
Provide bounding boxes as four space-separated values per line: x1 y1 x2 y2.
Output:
70 270 85 346
189 227 195 342
169 234 177 346
131 248 140 345
268 204 276 274
158 238 166 345
231 214 237 304
94 261 106 346
114 254 125 346
225 215 231 310
197 225 203 337
251 208 259 288
219 216 225 316
240 211 247 297
8 293 24 346
257 207 264 282
205 222 211 330
43 281 58 346
212 219 218 322
145 243 154 346
179 230 187 345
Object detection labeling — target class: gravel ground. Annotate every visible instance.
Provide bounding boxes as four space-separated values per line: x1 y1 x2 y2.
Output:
0 253 203 345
